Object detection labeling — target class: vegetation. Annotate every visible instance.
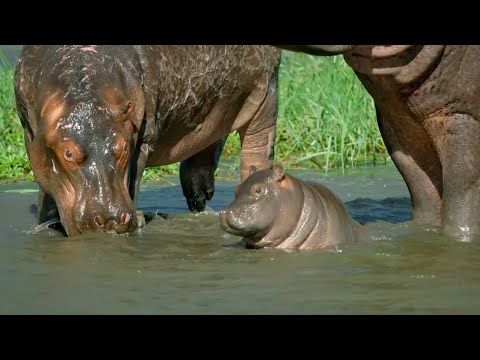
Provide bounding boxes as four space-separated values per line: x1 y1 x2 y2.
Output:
0 61 34 182
0 49 389 183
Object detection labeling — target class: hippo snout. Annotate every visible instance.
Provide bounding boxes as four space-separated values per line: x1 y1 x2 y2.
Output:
219 208 254 236
92 209 136 234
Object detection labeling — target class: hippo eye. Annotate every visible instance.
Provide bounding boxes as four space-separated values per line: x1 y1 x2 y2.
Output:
64 148 73 160
253 186 265 196
57 141 84 165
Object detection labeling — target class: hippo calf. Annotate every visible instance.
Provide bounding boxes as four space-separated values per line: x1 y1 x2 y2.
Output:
219 164 363 250
14 45 281 236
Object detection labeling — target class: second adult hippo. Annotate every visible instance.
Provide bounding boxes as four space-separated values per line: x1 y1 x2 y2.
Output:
278 45 480 239
14 45 281 236
219 164 363 250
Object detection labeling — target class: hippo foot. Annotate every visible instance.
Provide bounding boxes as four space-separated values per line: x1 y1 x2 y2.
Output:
187 189 214 213
187 198 206 212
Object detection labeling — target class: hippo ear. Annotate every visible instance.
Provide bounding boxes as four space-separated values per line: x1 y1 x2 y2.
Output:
101 87 138 129
123 101 135 117
249 165 257 177
121 100 139 133
273 163 285 182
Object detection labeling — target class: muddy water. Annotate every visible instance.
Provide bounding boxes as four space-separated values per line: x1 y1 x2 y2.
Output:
4 46 479 314
2 164 480 314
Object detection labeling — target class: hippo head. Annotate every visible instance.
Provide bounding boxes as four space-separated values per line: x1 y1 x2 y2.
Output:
26 88 142 236
220 164 292 243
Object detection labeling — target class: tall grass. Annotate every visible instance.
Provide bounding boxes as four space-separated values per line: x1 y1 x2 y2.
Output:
0 60 33 182
225 51 388 170
0 49 389 183
278 52 388 169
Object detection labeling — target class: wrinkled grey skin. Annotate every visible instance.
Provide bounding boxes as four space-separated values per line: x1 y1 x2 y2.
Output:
15 45 281 236
280 45 480 239
219 164 362 250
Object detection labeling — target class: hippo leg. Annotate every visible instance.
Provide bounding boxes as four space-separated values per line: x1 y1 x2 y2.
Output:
376 107 443 225
180 136 227 212
37 188 60 225
237 77 278 182
129 142 150 228
441 114 480 237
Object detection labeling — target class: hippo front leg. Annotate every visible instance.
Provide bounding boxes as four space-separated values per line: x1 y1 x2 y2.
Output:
129 142 150 228
180 136 227 212
37 188 60 225
441 114 480 238
238 79 278 182
375 107 443 226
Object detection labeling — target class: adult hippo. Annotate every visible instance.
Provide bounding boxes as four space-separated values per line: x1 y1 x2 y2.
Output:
14 45 281 236
219 163 363 249
280 45 480 238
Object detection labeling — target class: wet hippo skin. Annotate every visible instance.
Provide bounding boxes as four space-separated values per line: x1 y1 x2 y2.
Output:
14 45 281 236
278 45 480 239
219 164 363 250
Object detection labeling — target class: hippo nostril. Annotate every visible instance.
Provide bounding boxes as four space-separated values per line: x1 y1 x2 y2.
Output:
94 215 105 227
120 212 131 224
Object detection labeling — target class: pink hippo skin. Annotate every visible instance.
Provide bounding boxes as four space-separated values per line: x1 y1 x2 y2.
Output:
219 164 364 250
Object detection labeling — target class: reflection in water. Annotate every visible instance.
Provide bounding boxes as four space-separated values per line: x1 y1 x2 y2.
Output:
1 165 480 314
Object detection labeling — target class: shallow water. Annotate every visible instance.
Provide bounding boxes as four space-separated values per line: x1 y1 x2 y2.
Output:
2 164 480 314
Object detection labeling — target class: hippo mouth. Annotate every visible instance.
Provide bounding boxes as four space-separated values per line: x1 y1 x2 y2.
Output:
219 210 270 239
244 237 277 248
219 211 246 236
219 210 255 237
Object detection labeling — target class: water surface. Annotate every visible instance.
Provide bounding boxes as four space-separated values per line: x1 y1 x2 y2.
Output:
1 165 479 314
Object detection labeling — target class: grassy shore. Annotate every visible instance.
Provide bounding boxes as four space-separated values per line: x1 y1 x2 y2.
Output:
0 50 389 183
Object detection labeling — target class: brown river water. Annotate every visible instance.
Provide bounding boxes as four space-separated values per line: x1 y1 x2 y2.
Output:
2 164 480 314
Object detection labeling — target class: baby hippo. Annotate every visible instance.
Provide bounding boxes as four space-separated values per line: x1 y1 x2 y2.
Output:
219 164 363 250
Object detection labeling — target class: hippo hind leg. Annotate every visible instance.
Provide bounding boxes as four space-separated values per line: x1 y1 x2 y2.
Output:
180 136 227 212
375 107 443 226
237 71 278 182
441 113 480 238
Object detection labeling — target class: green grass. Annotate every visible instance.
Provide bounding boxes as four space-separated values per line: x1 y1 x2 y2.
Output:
278 52 388 169
0 49 389 184
225 51 389 170
0 63 34 183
